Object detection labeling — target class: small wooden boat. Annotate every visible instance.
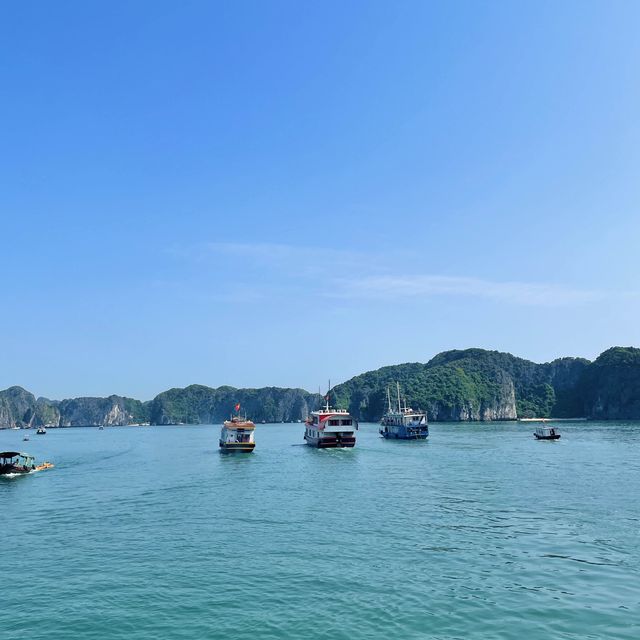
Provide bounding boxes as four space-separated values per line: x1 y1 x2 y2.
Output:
0 452 36 475
0 452 54 475
534 426 561 440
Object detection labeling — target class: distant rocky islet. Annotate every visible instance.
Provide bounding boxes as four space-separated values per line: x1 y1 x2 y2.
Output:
1 346 639 428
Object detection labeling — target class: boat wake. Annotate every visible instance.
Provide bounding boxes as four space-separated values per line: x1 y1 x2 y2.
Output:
1 470 38 479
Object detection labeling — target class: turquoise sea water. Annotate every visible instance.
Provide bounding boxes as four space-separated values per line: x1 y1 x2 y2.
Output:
1 421 639 639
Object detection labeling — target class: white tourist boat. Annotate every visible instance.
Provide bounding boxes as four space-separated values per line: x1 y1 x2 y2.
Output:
304 388 357 448
219 404 256 453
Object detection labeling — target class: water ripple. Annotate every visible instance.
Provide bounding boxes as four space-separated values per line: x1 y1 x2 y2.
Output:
1 422 640 639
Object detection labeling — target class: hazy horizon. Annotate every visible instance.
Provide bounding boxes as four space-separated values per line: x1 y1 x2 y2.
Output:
3 1 640 399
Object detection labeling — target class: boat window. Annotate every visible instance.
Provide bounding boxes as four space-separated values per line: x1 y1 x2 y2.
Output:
341 419 352 426
328 419 340 426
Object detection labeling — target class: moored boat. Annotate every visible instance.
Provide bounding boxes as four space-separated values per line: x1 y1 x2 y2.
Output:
36 426 46 435
220 404 256 453
304 387 357 448
534 426 561 440
380 383 429 440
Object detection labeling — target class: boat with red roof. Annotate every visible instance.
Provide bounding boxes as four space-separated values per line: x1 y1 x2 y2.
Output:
304 386 358 448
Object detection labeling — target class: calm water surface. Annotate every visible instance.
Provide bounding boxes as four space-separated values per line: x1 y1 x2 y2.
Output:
1 421 639 639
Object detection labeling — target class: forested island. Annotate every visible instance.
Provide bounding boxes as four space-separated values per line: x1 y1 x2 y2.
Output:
1 346 640 428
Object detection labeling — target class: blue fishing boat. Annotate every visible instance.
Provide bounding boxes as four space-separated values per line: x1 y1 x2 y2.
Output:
379 383 429 440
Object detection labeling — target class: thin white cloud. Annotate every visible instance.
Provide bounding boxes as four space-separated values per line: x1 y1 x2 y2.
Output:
170 241 612 307
335 274 603 306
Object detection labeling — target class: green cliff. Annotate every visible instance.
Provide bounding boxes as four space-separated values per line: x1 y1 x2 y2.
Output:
581 347 640 419
150 385 320 425
332 348 590 421
0 385 319 427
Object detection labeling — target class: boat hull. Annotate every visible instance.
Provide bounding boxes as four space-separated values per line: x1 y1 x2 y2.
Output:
0 465 33 475
380 430 428 440
304 435 356 448
219 442 255 453
534 434 561 440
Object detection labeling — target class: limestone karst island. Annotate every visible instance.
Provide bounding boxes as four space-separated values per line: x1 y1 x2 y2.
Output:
2 346 639 429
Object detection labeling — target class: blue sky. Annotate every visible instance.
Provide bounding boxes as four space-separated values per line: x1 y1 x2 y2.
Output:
2 1 640 400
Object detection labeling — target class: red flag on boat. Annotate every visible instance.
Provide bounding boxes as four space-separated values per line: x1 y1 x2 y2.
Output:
234 402 241 412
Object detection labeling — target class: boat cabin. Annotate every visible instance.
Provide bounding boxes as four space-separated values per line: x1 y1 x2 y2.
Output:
0 452 36 475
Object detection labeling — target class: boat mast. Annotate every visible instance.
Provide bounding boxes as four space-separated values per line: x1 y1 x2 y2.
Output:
396 381 401 413
387 386 392 413
325 379 331 411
